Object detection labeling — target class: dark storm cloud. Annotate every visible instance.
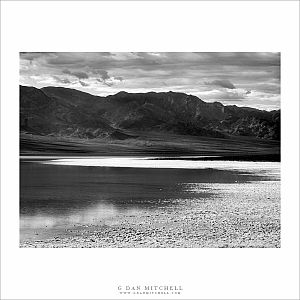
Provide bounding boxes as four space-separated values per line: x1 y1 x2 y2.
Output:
205 79 236 89
72 71 89 79
47 55 85 65
20 52 54 62
19 52 280 110
20 52 280 70
193 52 280 67
115 76 124 82
62 69 71 75
97 70 110 81
20 53 41 62
99 52 114 57
62 69 89 79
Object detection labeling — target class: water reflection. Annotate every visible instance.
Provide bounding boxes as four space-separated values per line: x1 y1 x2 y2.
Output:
41 157 280 177
21 202 124 229
20 159 280 235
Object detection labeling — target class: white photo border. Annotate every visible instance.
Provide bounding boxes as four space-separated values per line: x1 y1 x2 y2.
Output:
1 1 299 299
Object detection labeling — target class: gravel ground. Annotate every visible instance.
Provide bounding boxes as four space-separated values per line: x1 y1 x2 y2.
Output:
20 181 280 248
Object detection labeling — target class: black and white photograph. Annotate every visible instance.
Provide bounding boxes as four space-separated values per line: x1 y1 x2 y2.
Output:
1 1 299 299
20 52 281 248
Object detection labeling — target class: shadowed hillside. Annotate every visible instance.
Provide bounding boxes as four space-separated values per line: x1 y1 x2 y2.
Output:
20 85 280 159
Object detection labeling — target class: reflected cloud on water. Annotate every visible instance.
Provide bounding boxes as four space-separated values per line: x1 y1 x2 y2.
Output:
20 158 280 232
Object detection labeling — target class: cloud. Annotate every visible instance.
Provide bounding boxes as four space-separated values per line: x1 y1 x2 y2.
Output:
198 90 245 102
73 71 89 79
20 52 280 71
215 91 244 101
114 76 124 82
62 69 89 79
20 52 52 63
205 79 236 89
96 78 113 87
53 76 71 84
62 69 71 75
97 70 110 81
103 81 114 87
79 80 89 87
46 54 85 65
253 83 280 94
95 70 123 87
19 52 280 110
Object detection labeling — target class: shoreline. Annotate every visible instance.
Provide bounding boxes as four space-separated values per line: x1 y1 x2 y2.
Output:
20 180 280 248
20 153 280 162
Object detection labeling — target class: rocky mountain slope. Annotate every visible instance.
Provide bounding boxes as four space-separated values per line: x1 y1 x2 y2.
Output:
20 85 280 140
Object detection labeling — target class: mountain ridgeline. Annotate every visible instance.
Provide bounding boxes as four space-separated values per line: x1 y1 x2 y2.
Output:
20 85 280 141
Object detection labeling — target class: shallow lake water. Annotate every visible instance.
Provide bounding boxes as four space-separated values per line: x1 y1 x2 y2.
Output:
20 157 280 246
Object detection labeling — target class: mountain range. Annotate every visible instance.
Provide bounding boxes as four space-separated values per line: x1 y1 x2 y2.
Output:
20 85 280 141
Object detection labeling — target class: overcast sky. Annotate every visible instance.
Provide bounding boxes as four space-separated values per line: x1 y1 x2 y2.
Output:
20 52 280 110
